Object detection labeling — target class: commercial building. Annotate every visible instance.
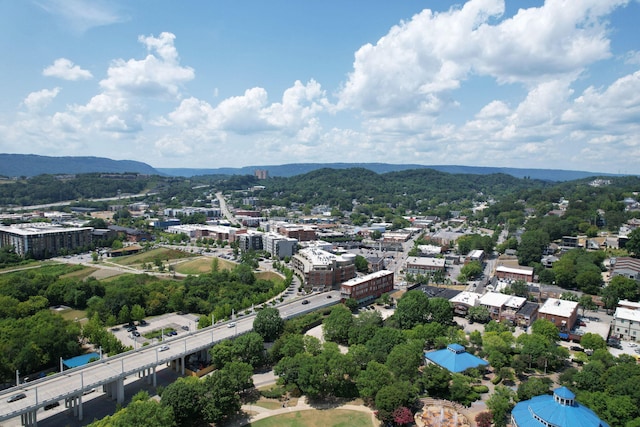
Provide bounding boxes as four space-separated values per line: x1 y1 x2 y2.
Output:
511 387 609 427
0 224 92 259
405 256 446 274
340 270 394 303
478 292 528 324
538 298 578 332
611 306 640 342
291 248 356 291
495 264 534 282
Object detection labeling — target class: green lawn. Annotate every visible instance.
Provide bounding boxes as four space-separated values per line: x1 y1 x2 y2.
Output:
247 409 375 427
110 247 195 266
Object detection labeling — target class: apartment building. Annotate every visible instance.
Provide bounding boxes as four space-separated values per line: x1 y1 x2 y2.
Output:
538 298 578 332
340 270 394 304
0 224 92 259
291 248 356 291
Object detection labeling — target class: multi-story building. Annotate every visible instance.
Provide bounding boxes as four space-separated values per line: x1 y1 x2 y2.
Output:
238 230 264 252
262 232 297 259
537 298 578 332
405 256 446 275
278 224 317 242
611 257 640 281
611 305 640 342
495 265 534 282
0 224 92 259
291 248 356 291
478 292 527 324
340 270 394 304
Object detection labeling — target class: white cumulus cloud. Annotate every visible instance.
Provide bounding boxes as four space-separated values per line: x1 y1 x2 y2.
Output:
23 87 61 111
43 58 93 80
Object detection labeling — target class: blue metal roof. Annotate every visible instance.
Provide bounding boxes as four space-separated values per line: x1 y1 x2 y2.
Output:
63 352 100 369
512 388 609 427
424 345 489 373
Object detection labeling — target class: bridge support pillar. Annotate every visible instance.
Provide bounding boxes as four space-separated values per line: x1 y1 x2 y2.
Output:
153 366 157 387
116 377 124 404
180 356 185 375
78 395 83 421
20 410 37 427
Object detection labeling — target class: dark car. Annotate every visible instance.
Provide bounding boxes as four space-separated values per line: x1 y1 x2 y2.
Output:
139 319 148 326
44 401 60 410
170 330 178 336
570 346 584 352
132 331 140 337
301 299 310 305
7 393 26 403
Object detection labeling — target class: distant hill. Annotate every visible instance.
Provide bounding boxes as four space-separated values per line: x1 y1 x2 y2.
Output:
158 163 617 182
0 154 160 177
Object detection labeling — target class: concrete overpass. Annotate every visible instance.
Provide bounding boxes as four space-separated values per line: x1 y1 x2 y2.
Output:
0 292 340 426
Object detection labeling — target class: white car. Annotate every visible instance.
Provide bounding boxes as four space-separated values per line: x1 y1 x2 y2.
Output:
159 345 170 352
228 322 236 328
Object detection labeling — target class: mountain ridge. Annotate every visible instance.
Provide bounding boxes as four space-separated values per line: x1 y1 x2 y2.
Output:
157 163 617 182
0 154 619 182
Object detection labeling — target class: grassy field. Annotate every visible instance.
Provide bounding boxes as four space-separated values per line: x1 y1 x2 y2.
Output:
54 308 88 322
110 247 196 266
174 257 237 275
255 271 284 281
60 266 99 280
248 409 375 427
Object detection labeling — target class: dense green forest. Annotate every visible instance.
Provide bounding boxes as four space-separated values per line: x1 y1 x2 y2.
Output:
0 260 287 383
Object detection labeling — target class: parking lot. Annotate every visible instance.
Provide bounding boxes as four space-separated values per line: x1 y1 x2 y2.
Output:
110 312 201 348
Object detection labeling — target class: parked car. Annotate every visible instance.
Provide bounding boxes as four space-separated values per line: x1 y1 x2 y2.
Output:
181 325 189 331
132 331 140 337
570 346 584 352
170 330 178 336
7 393 26 403
139 319 148 326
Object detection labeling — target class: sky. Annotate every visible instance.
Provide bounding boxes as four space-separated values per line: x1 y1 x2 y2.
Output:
1 0 639 174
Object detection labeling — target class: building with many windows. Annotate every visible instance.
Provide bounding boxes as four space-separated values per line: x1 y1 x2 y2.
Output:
405 256 446 275
291 248 356 291
0 224 92 259
538 298 578 332
611 305 640 342
340 270 394 303
262 232 297 259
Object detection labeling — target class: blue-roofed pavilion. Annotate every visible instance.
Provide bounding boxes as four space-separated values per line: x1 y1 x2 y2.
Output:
511 387 609 427
63 352 100 369
424 344 489 373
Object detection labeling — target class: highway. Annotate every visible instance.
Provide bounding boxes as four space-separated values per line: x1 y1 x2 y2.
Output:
0 291 340 425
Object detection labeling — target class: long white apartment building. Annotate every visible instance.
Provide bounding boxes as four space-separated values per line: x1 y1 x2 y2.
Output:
0 223 92 259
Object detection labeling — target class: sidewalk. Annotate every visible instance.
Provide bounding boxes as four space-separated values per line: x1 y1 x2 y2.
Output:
224 396 378 426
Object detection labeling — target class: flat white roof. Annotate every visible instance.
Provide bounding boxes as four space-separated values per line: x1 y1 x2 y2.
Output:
0 224 92 236
479 292 526 309
539 298 578 318
406 256 446 267
450 291 481 307
341 270 393 287
618 299 640 309
614 307 640 322
496 265 534 275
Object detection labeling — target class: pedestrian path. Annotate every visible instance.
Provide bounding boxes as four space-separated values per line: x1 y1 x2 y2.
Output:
224 396 378 426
